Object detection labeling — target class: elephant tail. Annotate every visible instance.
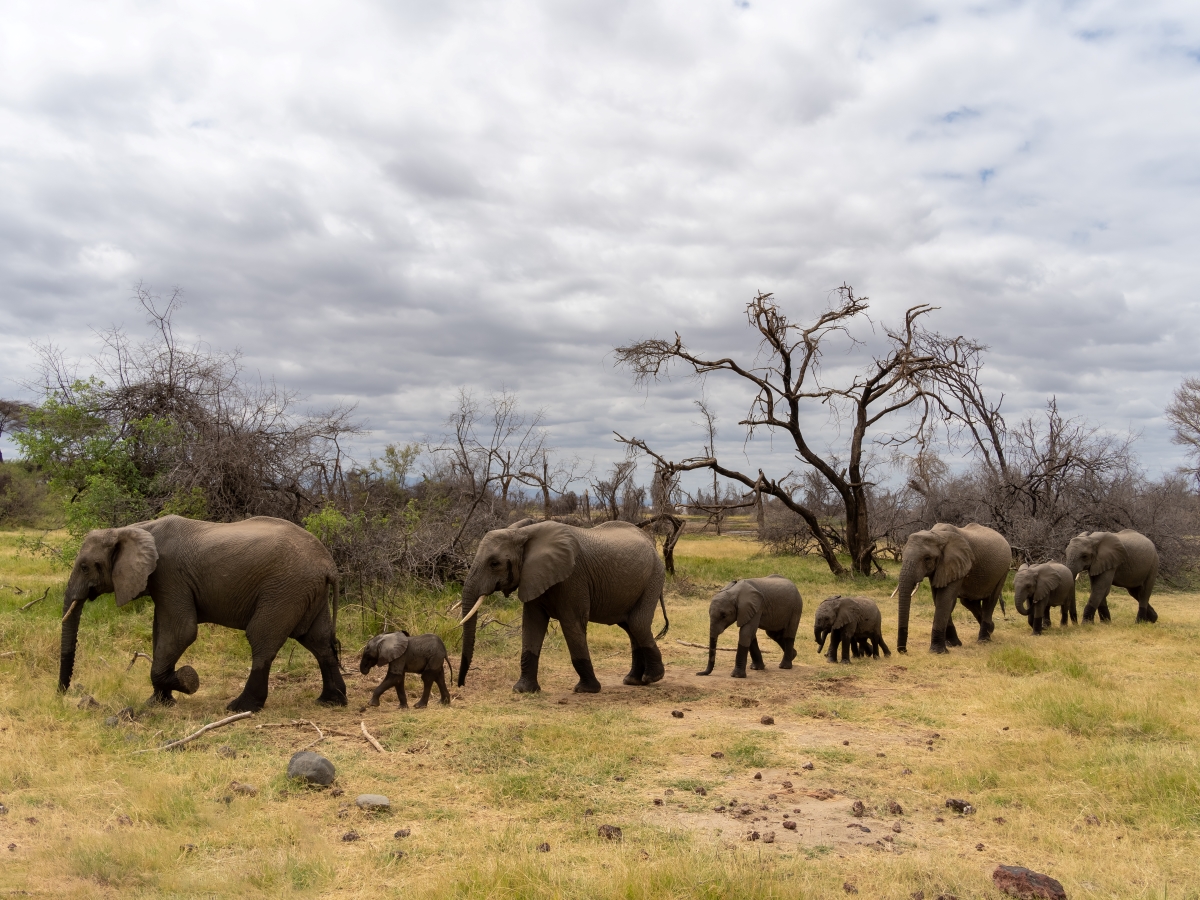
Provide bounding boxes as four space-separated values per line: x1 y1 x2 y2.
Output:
443 655 455 686
655 591 669 640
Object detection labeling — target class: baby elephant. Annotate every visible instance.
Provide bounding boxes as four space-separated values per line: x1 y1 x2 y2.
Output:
697 575 803 679
1013 562 1077 635
814 595 889 664
360 632 453 709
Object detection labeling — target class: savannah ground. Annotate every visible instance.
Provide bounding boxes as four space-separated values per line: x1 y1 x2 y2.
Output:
1 522 1198 898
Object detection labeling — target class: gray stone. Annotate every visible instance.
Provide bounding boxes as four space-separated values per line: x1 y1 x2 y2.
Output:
356 794 390 811
287 751 335 786
992 866 1067 900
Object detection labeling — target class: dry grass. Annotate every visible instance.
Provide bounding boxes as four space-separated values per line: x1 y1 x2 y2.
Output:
1 529 1199 898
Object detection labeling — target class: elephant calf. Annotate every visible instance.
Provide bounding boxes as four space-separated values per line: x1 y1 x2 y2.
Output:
1014 562 1077 635
360 632 453 709
696 575 803 679
814 595 889 664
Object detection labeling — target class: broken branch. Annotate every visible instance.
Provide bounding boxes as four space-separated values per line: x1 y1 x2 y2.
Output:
360 720 385 753
134 711 253 753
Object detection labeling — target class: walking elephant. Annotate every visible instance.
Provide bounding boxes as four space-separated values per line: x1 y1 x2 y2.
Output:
59 515 346 712
896 523 1012 654
360 632 452 709
814 595 889 663
1065 530 1159 623
1013 562 1077 634
695 575 802 678
457 519 667 694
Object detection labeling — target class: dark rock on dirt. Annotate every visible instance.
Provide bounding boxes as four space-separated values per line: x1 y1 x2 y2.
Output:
584 808 594 816
1085 814 1100 826
753 772 762 780
762 831 775 843
0 803 7 815
783 820 797 831
911 892 924 900
844 883 859 894
331 788 344 798
116 815 132 826
671 710 684 718
842 740 849 746
992 865 1068 900
945 798 975 815
760 715 774 725
653 798 663 806
6 844 15 852
694 786 707 796
746 831 760 841
994 816 1007 824
217 745 237 759
781 780 792 789
888 799 904 815
851 800 865 817
802 762 814 770
892 821 903 833
597 824 622 841
537 842 550 852
181 843 197 852
711 751 725 759
394 829 411 839
713 806 726 812
116 706 135 722
288 751 335 786
341 831 359 842
976 843 985 851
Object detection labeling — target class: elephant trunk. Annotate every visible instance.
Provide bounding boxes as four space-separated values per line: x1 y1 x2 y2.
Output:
896 560 920 654
58 592 85 693
697 623 719 676
815 625 828 653
457 572 489 687
1015 590 1031 617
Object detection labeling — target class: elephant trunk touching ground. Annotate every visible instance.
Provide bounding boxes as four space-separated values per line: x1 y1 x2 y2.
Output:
456 591 487 687
58 590 86 693
697 620 723 676
895 558 921 654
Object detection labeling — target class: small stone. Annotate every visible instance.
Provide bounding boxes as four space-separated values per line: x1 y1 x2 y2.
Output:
557 699 567 705
671 710 684 718
877 752 886 757
389 850 405 860
180 843 197 853
1085 814 1100 826
994 816 1007 825
1002 726 1009 731
762 831 775 843
711 751 725 759
844 883 859 894
597 824 622 841
6 844 15 852
753 772 762 780
78 695 100 710
746 831 760 841
911 893 924 900
883 835 894 843
694 787 706 796
935 816 945 823
991 865 1067 900
638 848 650 860
976 843 985 851
356 794 390 811
843 740 849 746
394 829 410 838
888 799 903 815
103 716 119 727
613 776 625 782
781 780 792 789
217 745 237 759
653 798 663 806
287 751 336 786
665 789 675 795
802 762 814 770
902 768 913 775
926 739 934 746
537 842 550 852
117 815 132 826
932 733 940 738
230 782 258 797
331 788 345 798
760 715 774 725
767 793 778 800
24 817 37 825
713 806 726 812
341 831 359 842
783 820 797 831
893 821 903 832
945 798 975 815
0 804 6 815
584 809 594 817
116 706 135 722
222 796 233 805
851 800 865 817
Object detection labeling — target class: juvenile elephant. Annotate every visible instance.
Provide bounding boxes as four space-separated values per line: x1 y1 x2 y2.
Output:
895 523 1011 654
457 519 667 694
1013 562 1077 634
814 595 889 664
360 632 452 709
59 515 346 712
1065 530 1159 623
696 575 802 678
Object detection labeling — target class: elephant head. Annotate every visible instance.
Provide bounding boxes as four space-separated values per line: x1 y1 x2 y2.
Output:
895 524 974 653
59 526 158 692
1065 532 1126 577
457 521 577 686
1013 563 1064 622
812 596 856 652
360 633 410 674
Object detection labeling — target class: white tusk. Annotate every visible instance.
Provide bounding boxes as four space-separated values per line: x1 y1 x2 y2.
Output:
890 584 899 598
447 597 462 614
458 595 486 627
61 599 81 623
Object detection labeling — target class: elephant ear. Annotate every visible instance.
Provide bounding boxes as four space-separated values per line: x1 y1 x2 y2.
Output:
832 600 856 631
112 526 158 607
1034 566 1062 607
1091 533 1127 576
735 583 764 627
517 522 577 603
374 633 410 666
932 529 974 589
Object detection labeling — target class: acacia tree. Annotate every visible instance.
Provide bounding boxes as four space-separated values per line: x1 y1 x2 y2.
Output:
614 287 985 576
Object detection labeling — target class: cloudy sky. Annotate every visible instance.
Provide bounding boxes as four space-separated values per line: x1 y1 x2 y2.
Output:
1 0 1197 487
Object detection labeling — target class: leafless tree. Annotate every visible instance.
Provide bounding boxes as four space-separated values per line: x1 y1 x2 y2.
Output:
0 400 33 463
615 287 986 576
591 459 638 522
1166 377 1200 487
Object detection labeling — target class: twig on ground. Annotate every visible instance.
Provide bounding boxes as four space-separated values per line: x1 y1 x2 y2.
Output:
5 584 25 595
675 640 736 652
133 712 254 753
360 721 385 753
297 719 324 751
125 651 153 671
19 588 50 611
0 651 16 659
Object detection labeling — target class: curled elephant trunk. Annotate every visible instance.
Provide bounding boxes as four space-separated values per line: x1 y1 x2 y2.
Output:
815 626 828 653
896 562 920 654
58 595 85 693
457 593 486 687
1014 591 1031 617
696 625 719 676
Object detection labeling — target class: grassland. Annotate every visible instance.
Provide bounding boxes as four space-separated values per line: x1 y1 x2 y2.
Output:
1 523 1199 898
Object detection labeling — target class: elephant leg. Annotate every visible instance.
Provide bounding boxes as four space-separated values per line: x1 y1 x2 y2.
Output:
227 612 288 713
640 643 665 685
960 597 993 642
732 644 749 678
839 631 851 664
1131 583 1158 623
148 604 200 707
560 615 601 694
395 672 409 709
767 628 796 669
929 595 958 654
623 586 664 685
1068 597 1078 625
434 666 451 705
415 672 435 709
1083 571 1115 622
749 635 766 670
296 613 348 707
514 603 550 694
617 622 646 685
369 672 402 708
876 632 891 658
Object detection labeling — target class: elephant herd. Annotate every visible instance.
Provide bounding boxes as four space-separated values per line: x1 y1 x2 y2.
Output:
53 514 1162 710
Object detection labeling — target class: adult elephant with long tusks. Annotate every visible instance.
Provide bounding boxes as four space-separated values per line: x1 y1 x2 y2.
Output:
59 515 346 712
457 519 667 693
1065 530 1159 623
895 523 1011 654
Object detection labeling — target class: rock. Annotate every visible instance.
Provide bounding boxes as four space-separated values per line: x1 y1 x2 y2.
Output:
217 745 237 759
888 799 904 815
389 850 405 860
180 843 197 852
781 780 792 788
230 782 258 797
844 883 859 894
911 892 924 900
653 799 663 806
331 788 344 798
902 768 913 775
746 831 760 841
597 824 622 841
671 710 684 718
24 817 37 825
760 716 774 725
762 831 775 843
976 843 985 851
992 865 1067 900
116 815 132 826
613 776 625 782
754 772 762 780
537 842 550 852
356 794 390 811
851 800 865 817
0 804 7 815
802 762 814 770
638 848 650 860
945 798 975 815
6 844 15 852
103 716 119 727
842 740 849 746
77 695 99 710
665 789 675 795
394 829 410 838
584 808 594 817
116 706 135 722
694 787 707 796
711 751 725 759
341 831 359 842
287 751 335 786
806 789 836 801
1085 814 1100 826
892 821 903 833
713 806 726 812
935 816 945 823
783 820 797 831
994 816 1007 824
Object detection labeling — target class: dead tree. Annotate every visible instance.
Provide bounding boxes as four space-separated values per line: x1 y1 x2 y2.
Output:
615 287 985 576
1166 376 1200 488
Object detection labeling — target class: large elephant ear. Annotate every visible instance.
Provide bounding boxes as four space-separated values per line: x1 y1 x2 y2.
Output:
932 529 974 589
734 583 764 627
1091 533 1127 576
1034 565 1062 607
374 633 410 666
112 527 158 607
832 600 856 631
517 522 577 603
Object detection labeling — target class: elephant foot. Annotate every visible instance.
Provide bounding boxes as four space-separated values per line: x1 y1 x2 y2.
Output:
945 635 963 648
838 659 851 666
640 648 665 685
779 660 793 669
226 694 266 713
367 697 381 708
751 662 766 671
147 691 176 708
514 651 541 693
512 679 541 694
929 632 950 655
173 666 200 695
572 657 602 693
1137 606 1159 624
414 700 428 709
730 668 747 679
695 669 713 677
316 689 348 707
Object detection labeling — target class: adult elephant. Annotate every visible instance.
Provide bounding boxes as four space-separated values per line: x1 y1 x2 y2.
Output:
457 519 667 694
59 515 346 712
1065 530 1159 623
896 523 1011 654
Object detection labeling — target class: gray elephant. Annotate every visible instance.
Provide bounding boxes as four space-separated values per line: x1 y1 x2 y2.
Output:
360 632 452 709
813 595 889 663
1065 530 1159 623
458 519 666 694
1013 562 1077 634
896 523 1011 654
696 575 802 678
59 515 346 712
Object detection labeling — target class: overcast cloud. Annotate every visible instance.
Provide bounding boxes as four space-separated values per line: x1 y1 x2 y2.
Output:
1 0 1198 486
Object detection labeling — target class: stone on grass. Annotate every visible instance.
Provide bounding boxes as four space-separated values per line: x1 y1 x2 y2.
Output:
802 762 814 770
710 751 724 759
945 798 975 815
851 800 865 817
287 751 335 786
537 842 550 852
394 829 411 839
844 883 858 894
341 831 359 842
992 865 1067 900
103 716 119 727
77 695 99 710
760 715 774 725
356 794 390 811
892 821 903 833
671 710 684 718
597 824 622 841
783 820 797 831
888 799 904 815
230 782 258 797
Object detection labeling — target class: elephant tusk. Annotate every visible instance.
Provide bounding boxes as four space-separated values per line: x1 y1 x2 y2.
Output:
458 596 486 627
61 599 81 623
447 597 462 615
